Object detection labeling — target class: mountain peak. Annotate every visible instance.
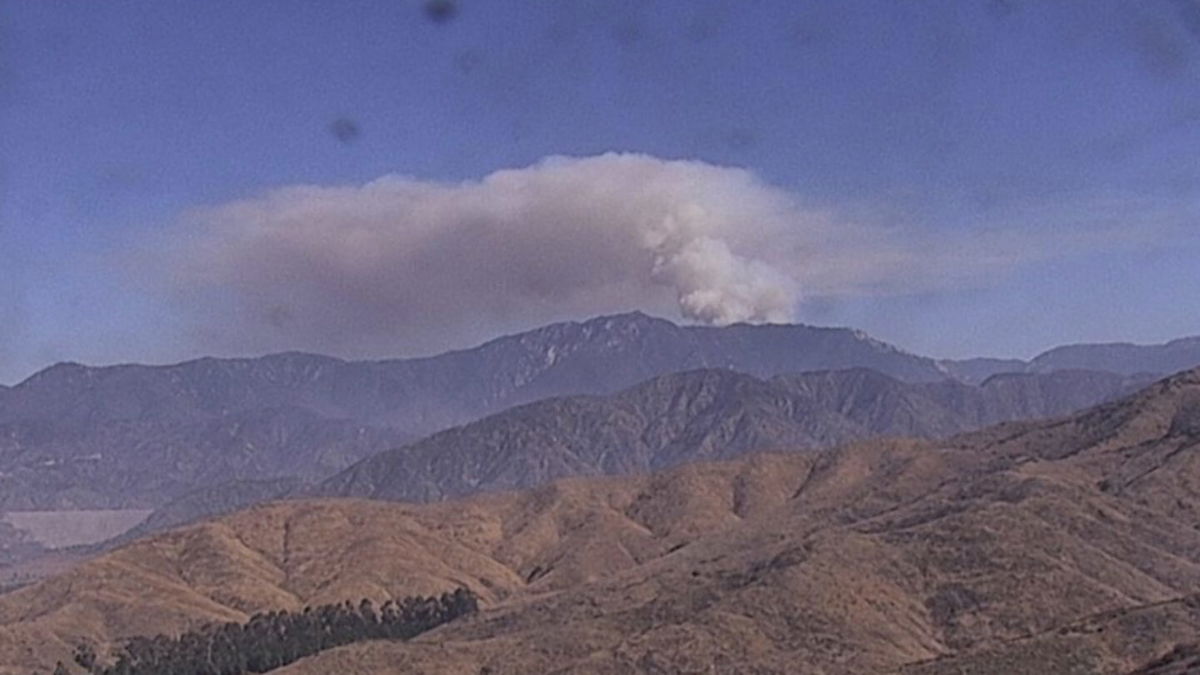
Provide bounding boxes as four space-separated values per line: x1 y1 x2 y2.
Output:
591 309 657 321
581 310 676 329
15 360 92 388
577 310 679 337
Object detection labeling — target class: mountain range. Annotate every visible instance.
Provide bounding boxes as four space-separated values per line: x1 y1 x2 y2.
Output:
2 367 1199 674
69 366 1154 545
314 366 1151 503
3 312 1196 512
941 336 1200 382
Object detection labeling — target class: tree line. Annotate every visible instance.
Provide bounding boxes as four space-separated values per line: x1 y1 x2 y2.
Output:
53 588 478 675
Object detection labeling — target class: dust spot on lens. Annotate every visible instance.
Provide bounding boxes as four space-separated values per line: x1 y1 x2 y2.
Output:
424 0 458 24
986 0 1019 20
329 118 361 144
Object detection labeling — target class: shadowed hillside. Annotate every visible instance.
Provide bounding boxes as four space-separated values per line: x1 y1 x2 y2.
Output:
315 366 1148 503
68 366 1146 542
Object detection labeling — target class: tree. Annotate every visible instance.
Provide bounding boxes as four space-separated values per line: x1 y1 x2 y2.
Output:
73 644 97 670
71 588 480 675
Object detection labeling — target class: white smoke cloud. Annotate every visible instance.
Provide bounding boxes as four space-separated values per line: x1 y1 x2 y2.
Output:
165 153 827 356
158 152 1061 358
655 235 796 325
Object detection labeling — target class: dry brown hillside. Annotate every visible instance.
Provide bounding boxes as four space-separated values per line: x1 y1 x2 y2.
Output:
3 368 1200 675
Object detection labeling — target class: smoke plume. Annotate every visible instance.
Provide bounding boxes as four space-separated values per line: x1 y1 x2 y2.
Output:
161 152 1051 358
166 153 826 356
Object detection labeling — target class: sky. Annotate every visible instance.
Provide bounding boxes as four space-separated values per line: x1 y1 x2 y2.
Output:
1 0 1199 384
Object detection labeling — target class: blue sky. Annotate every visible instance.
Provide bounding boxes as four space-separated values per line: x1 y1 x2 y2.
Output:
1 0 1199 383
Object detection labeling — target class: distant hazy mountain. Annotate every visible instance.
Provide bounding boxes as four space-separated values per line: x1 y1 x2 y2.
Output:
0 408 410 510
1 311 1193 512
0 311 947 432
315 367 1148 503
1027 336 1200 376
0 312 951 510
941 336 1200 383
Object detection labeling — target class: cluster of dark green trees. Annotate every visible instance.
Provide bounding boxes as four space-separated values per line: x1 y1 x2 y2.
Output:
55 588 478 675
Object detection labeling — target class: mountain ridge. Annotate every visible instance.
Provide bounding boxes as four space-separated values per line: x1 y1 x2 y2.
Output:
0 313 951 511
59 365 1147 546
11 312 1197 390
2 311 1197 512
942 335 1200 383
312 366 1150 504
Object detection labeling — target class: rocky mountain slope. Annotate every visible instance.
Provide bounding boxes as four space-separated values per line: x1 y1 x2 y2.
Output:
3 368 1200 674
315 366 1148 503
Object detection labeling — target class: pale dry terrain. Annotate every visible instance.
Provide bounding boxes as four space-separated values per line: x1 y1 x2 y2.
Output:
1 368 1198 674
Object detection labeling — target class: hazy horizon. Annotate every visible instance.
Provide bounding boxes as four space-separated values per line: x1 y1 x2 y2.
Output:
2 307 1198 388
